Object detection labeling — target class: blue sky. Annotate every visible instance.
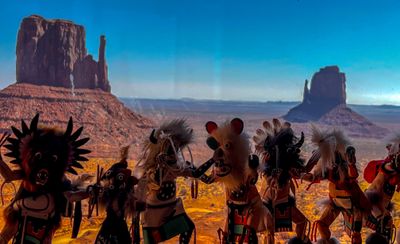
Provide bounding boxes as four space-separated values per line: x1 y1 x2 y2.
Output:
0 0 400 105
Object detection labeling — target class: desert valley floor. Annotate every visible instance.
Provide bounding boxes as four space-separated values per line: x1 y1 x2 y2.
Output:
1 99 399 243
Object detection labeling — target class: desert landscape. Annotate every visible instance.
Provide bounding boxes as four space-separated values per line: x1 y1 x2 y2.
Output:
0 12 399 244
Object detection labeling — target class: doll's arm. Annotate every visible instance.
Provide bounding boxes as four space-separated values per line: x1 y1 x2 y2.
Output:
0 134 23 183
0 221 18 244
179 158 215 178
64 174 94 202
64 190 90 202
199 173 218 184
346 146 359 179
0 164 23 182
304 150 321 173
301 150 324 182
190 158 215 178
248 154 259 185
301 167 326 183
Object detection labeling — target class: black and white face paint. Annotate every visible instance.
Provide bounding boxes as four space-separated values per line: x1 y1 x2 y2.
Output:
159 131 193 169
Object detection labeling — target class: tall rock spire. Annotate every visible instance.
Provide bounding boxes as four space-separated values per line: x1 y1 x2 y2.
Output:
302 79 310 103
97 35 111 92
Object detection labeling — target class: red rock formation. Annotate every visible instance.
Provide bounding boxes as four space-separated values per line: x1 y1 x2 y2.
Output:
306 66 346 105
97 35 111 92
302 79 310 103
16 15 111 92
0 83 152 158
318 105 388 138
9 15 151 157
284 66 387 138
16 15 86 88
73 55 99 89
285 66 348 122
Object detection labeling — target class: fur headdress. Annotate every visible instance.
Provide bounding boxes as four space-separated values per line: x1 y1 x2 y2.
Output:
310 125 351 176
138 119 194 173
149 119 193 148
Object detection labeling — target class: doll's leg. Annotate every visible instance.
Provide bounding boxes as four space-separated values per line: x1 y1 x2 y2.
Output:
376 214 394 242
317 205 340 241
351 209 362 244
142 227 159 244
226 202 236 244
247 227 258 244
262 201 274 244
264 232 275 244
179 215 195 244
292 206 311 243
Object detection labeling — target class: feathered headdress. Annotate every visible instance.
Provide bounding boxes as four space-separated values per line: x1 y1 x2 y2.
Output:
4 113 91 175
253 118 305 186
253 118 304 168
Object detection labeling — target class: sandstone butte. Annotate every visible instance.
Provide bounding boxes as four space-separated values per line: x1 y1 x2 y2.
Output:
284 66 388 138
0 15 153 158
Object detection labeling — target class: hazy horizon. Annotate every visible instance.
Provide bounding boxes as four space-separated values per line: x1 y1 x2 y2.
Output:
1 0 400 105
120 96 400 107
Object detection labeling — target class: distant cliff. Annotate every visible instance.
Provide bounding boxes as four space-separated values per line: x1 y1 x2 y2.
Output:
284 66 388 138
285 66 346 122
16 15 111 92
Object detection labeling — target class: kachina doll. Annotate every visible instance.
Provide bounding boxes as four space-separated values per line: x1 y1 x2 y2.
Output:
253 119 318 244
363 133 400 243
136 119 215 244
202 118 272 243
304 126 371 244
0 114 91 243
93 146 141 244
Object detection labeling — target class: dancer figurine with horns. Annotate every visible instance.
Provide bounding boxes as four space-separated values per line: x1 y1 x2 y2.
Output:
253 119 317 244
136 119 216 244
93 146 141 244
0 114 92 244
202 118 272 243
